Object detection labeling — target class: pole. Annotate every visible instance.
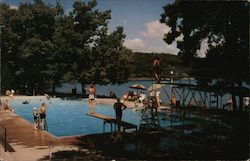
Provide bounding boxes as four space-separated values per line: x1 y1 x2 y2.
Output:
0 26 2 96
170 71 174 98
0 25 5 96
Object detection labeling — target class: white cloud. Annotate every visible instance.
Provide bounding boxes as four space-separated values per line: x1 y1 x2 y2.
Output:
139 20 171 39
197 38 209 58
123 20 181 54
175 34 184 41
142 40 180 54
10 5 18 10
124 37 179 55
123 38 145 50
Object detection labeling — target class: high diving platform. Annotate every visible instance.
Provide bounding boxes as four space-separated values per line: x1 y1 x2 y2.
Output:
86 113 138 133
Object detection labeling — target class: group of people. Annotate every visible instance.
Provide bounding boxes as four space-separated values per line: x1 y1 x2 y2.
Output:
0 98 46 130
223 96 250 111
122 91 140 101
150 89 161 107
33 103 47 130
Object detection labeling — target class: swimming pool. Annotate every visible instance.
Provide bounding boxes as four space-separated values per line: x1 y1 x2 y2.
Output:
9 98 141 137
8 97 196 137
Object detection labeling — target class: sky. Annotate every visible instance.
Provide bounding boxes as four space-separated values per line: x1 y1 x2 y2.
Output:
0 0 196 55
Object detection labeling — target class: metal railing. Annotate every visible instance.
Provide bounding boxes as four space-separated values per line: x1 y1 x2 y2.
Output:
0 124 7 152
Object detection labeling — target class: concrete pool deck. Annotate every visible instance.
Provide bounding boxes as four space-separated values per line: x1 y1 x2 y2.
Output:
0 110 80 161
1 95 170 109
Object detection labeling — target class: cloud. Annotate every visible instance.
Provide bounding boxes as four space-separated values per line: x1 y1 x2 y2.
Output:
175 34 184 41
139 20 171 39
197 38 209 58
124 20 181 54
10 5 18 10
124 37 180 55
123 38 145 50
142 40 180 54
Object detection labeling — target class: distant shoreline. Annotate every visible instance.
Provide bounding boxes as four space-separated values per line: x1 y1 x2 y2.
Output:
129 77 195 81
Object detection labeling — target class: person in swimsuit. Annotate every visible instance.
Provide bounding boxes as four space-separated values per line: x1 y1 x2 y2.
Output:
3 99 9 110
40 103 46 130
88 81 96 114
33 107 38 130
156 89 161 107
113 98 127 131
152 56 161 84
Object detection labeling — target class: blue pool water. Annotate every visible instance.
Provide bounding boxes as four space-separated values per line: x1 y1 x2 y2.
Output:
8 97 199 137
9 98 141 137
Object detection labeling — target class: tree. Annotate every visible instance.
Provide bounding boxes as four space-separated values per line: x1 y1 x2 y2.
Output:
59 0 133 93
19 38 54 93
160 1 249 110
0 0 133 95
0 3 22 93
92 26 133 84
1 1 56 94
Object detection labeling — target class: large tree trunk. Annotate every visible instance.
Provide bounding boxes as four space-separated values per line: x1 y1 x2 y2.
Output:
238 82 243 111
232 94 237 111
52 81 56 94
231 82 237 111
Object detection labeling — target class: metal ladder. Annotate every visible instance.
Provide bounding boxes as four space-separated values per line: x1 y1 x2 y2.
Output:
140 96 160 130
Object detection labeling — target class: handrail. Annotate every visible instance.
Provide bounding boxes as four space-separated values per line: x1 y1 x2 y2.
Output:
0 124 7 152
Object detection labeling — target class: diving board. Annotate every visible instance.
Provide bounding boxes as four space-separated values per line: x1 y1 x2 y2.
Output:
86 113 137 133
87 113 113 121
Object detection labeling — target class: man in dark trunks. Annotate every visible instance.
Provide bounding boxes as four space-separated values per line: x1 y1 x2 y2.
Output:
113 98 127 131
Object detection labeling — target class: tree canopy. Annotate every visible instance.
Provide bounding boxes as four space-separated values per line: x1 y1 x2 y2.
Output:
160 1 249 110
0 0 133 94
160 1 249 81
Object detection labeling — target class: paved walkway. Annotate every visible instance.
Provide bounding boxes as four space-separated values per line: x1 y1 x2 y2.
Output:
0 110 61 147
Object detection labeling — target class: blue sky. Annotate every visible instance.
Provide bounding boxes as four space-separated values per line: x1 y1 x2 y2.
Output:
1 0 184 54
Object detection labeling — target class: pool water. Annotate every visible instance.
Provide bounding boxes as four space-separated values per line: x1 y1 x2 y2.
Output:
9 98 141 137
8 98 197 137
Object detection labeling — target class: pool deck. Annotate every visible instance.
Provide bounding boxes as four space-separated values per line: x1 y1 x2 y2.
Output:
0 110 81 161
96 97 170 110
